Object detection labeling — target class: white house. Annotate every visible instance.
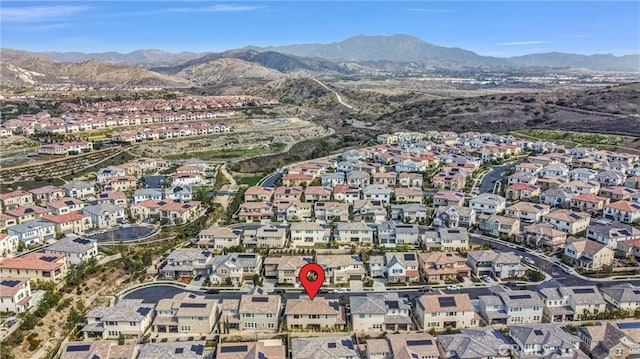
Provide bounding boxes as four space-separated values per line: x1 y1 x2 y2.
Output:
83 203 126 229
0 278 32 313
44 235 99 265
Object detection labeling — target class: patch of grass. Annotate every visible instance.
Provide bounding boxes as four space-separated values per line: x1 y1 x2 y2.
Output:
164 143 286 161
237 176 263 186
512 129 626 146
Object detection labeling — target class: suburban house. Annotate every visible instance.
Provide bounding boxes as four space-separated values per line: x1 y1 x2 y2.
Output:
289 222 331 248
363 185 393 204
63 181 95 200
414 293 478 330
540 188 573 208
0 190 34 210
285 296 346 331
505 183 541 201
82 203 126 229
244 186 274 202
517 223 568 252
210 253 262 284
7 219 56 246
43 236 98 265
5 205 51 224
542 210 591 235
466 250 526 280
510 324 585 359
367 333 439 359
433 206 476 228
469 194 506 215
478 290 544 325
600 286 640 311
316 254 366 284
0 253 68 283
195 226 241 250
504 202 550 223
237 202 273 222
29 185 65 204
539 286 606 322
586 220 640 249
438 328 513 359
239 291 281 333
335 222 375 245
138 342 206 359
314 201 350 222
96 166 126 183
436 228 470 251
390 203 428 224
274 186 303 201
577 322 640 359
132 188 163 204
603 201 640 224
160 249 213 278
244 225 287 249
321 172 346 187
352 200 388 224
217 340 285 359
570 194 610 214
153 292 218 335
350 292 413 332
263 256 312 285
394 187 424 204
432 191 465 208
379 252 420 283
0 234 19 256
83 299 154 340
42 213 92 235
376 221 420 248
418 252 471 284
564 238 614 270
160 200 201 225
291 336 358 359
0 278 32 313
303 186 333 202
478 214 521 238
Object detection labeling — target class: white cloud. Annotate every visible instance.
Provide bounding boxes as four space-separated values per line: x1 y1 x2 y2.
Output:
494 40 550 46
1 5 91 23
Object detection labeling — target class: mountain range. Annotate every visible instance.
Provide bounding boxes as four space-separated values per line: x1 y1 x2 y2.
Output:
1 34 638 88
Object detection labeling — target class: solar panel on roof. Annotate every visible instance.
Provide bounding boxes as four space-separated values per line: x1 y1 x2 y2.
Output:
258 352 266 359
191 344 204 355
618 322 640 330
66 344 91 352
509 294 532 300
252 297 268 303
1 280 21 287
386 301 399 309
633 290 640 295
534 329 544 336
449 229 460 233
238 254 254 259
342 339 354 350
180 303 206 308
407 339 433 346
572 288 595 294
24 208 34 213
175 348 184 354
220 345 248 353
438 296 457 307
404 253 416 261
329 301 339 311
137 307 151 316
99 193 107 198
64 200 74 205
91 354 100 359
40 256 58 262
72 237 91 245
327 343 337 349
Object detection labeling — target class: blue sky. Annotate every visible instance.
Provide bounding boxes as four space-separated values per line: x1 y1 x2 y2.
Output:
1 1 639 57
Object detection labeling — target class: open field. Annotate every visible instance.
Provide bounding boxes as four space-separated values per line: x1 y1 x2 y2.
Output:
510 129 627 146
164 143 285 161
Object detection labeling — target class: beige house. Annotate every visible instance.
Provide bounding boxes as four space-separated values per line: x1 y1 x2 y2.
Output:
0 253 68 284
284 296 346 331
517 223 568 252
160 200 201 225
217 340 286 359
42 213 92 235
196 226 241 250
0 190 34 211
415 293 478 331
238 202 273 222
418 252 471 284
316 254 366 284
244 186 274 202
153 292 218 335
289 222 331 248
83 299 154 340
239 292 281 333
564 238 614 270
542 210 591 235
394 187 424 204
263 256 311 285
504 202 550 223
243 225 287 249
335 222 375 245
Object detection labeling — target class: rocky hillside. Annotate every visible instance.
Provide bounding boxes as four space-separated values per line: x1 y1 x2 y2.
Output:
176 58 283 85
0 49 191 87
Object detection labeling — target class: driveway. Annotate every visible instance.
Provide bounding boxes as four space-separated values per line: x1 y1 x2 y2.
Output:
372 279 387 292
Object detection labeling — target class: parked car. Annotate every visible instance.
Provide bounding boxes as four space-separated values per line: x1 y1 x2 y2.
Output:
194 275 202 281
333 288 347 294
419 286 432 293
206 288 219 294
524 257 535 265
481 275 492 283
446 285 460 290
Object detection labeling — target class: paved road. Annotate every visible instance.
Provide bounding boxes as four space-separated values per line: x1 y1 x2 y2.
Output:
260 171 283 188
470 235 640 287
478 164 512 194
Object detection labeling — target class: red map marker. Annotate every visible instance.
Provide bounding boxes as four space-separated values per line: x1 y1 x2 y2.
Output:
299 263 325 300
